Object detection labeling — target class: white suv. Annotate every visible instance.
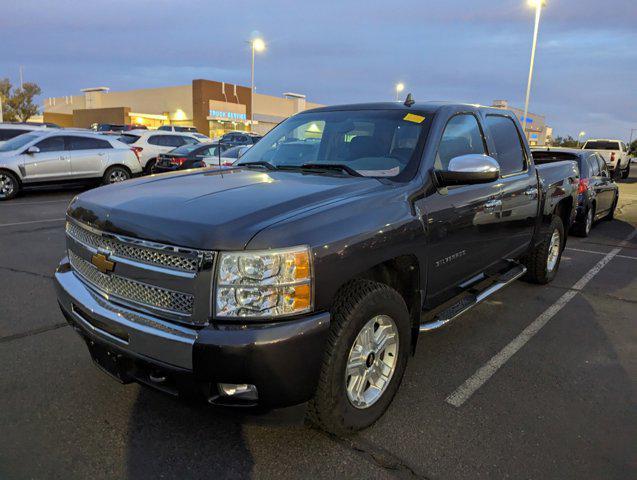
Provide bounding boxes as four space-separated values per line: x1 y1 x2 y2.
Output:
117 130 202 173
0 131 142 200
582 139 631 179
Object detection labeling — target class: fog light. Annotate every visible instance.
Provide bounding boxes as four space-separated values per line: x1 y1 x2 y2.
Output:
218 383 258 401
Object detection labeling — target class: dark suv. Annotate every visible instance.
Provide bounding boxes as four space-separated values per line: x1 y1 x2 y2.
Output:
220 131 262 146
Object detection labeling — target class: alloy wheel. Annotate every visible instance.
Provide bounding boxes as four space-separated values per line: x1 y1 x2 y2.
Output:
345 315 399 409
0 173 15 199
108 169 129 183
546 229 561 272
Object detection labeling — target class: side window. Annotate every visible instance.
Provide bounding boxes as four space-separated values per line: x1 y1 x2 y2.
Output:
35 136 66 153
163 136 183 147
436 114 486 170
181 136 198 145
68 136 112 150
147 135 163 146
596 155 608 175
485 115 527 176
587 155 600 176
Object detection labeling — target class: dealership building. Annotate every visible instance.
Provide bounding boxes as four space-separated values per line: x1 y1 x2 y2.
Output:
42 79 323 137
491 100 549 146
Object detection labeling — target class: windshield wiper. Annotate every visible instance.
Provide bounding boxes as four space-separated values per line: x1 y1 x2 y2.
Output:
298 163 363 177
237 161 276 170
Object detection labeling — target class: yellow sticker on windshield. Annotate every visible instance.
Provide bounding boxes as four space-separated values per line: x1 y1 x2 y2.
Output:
403 113 425 123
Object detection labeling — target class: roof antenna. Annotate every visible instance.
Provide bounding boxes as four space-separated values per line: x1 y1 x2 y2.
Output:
404 93 415 107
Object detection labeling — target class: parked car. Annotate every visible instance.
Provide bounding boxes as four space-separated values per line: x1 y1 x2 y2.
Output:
94 124 148 134
55 101 578 434
219 131 262 146
533 148 618 236
151 142 230 173
202 145 251 167
157 125 199 133
0 123 48 145
582 139 631 179
116 130 201 173
0 131 142 200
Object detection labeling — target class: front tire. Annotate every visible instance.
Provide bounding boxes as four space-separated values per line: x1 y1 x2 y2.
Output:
307 280 411 434
522 215 565 285
0 170 20 201
621 162 630 179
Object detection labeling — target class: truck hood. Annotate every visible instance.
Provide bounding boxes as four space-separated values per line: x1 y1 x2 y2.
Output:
67 168 382 250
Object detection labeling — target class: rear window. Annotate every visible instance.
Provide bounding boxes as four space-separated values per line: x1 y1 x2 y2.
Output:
118 134 141 145
0 129 32 141
532 151 585 175
170 143 205 155
583 141 620 151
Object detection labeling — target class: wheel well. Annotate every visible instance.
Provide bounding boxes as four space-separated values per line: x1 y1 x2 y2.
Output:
554 197 573 232
0 168 21 186
105 164 132 175
355 255 421 349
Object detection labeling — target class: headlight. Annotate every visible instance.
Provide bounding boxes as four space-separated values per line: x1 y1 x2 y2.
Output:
215 246 312 318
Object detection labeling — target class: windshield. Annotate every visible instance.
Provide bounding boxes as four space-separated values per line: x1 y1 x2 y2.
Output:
0 133 40 152
236 110 429 179
223 146 248 158
583 141 620 151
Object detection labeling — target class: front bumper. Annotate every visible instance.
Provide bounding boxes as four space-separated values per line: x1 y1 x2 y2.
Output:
55 257 331 407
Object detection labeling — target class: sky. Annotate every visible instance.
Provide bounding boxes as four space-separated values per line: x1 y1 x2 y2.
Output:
1 0 636 140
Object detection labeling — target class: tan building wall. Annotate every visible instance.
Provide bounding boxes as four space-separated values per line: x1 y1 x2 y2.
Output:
42 112 74 127
73 107 130 129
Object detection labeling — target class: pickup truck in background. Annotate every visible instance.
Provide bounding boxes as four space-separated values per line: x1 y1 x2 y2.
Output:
582 139 631 179
55 101 578 434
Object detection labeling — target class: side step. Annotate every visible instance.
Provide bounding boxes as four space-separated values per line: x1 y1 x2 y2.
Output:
419 263 527 333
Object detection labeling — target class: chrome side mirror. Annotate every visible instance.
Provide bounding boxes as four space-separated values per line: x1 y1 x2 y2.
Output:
435 154 500 187
26 146 40 155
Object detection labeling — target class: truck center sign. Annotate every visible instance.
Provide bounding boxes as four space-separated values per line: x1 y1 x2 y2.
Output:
207 100 247 122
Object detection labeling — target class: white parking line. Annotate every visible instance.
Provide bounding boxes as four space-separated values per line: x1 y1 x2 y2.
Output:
566 247 637 261
0 218 65 228
446 229 637 408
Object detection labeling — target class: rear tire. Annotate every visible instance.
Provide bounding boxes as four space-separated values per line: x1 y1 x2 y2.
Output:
522 216 565 285
307 280 410 434
0 170 20 201
621 162 630 179
606 193 618 220
102 166 131 185
144 159 157 175
572 206 593 237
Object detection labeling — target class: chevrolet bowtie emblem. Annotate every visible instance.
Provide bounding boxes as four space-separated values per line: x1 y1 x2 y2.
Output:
91 253 115 274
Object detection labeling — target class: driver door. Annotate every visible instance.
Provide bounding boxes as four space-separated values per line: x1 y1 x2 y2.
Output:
21 135 71 183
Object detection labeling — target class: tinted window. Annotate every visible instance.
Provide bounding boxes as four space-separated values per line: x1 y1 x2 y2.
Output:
170 143 205 156
68 136 112 150
157 126 170 131
485 115 527 175
148 135 182 147
118 134 140 145
583 141 620 151
35 136 66 153
223 146 245 158
181 136 198 145
0 129 31 141
436 114 486 170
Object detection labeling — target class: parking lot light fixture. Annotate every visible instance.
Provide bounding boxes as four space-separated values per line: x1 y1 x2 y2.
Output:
250 37 266 131
578 131 586 147
522 0 546 138
395 83 405 101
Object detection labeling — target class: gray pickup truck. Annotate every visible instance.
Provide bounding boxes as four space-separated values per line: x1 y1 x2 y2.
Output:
55 100 578 433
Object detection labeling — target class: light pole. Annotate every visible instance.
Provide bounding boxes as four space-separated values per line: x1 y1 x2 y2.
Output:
249 37 265 132
395 83 405 101
522 0 546 138
578 131 586 147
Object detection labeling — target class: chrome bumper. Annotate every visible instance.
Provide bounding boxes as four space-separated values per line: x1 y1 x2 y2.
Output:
55 257 197 370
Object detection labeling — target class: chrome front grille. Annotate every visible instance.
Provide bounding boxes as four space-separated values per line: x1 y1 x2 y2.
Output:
69 250 195 316
66 221 201 273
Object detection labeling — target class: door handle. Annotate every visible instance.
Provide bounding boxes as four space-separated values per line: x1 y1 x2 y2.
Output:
524 187 538 197
484 199 502 213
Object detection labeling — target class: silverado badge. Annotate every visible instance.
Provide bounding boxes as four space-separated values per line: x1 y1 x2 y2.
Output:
91 252 115 274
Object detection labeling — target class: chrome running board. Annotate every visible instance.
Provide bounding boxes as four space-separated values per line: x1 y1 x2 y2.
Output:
419 263 527 333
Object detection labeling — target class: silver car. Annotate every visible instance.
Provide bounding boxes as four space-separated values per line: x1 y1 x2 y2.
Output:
0 130 142 200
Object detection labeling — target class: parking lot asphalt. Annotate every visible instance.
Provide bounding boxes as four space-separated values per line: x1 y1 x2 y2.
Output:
1 174 636 480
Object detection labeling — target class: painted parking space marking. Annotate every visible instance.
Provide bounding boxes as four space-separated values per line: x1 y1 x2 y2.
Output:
0 218 65 228
0 199 71 207
446 229 637 408
566 247 637 261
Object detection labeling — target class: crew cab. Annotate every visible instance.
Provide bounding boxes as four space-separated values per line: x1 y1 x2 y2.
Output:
55 101 578 433
582 139 631 179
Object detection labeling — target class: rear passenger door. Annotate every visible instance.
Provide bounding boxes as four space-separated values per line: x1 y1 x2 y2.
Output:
67 136 113 178
21 135 70 182
484 114 537 259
